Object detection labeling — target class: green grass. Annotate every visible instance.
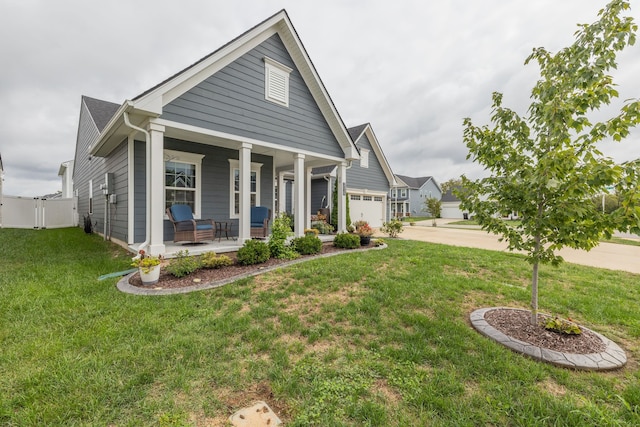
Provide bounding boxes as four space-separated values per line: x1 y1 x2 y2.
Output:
1 227 639 425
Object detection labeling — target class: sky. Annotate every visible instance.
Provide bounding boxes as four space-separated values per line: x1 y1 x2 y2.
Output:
1 0 639 197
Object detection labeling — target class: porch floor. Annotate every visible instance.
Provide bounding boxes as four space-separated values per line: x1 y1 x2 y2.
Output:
130 234 336 258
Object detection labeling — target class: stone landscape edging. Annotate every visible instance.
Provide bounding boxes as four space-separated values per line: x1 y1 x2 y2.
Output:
117 243 387 296
470 307 627 371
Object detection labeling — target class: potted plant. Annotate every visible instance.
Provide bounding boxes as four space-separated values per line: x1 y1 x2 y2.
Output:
131 250 163 285
354 221 374 245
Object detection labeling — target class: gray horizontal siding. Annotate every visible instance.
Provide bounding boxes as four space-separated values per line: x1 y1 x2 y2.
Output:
161 34 343 158
133 137 273 243
104 141 129 242
347 133 390 193
73 100 107 230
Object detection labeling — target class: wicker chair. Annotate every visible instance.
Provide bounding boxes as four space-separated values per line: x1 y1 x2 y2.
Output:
250 206 271 238
167 204 215 243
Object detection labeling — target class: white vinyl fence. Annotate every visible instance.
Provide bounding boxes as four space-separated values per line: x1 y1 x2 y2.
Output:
0 196 78 229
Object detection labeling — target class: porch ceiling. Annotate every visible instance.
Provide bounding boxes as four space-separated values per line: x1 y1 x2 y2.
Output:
164 125 340 171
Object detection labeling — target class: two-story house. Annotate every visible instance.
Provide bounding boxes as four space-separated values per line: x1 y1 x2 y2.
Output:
390 175 442 217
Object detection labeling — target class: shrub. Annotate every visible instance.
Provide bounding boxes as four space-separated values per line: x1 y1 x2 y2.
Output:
292 234 323 255
543 316 582 335
333 232 360 249
200 252 233 269
237 239 270 265
311 220 334 235
166 250 201 278
381 218 404 238
304 228 319 236
269 213 298 259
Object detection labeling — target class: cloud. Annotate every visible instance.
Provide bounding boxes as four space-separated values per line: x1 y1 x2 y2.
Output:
0 0 638 196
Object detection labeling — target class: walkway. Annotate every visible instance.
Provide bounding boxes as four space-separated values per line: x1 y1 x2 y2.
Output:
400 219 640 275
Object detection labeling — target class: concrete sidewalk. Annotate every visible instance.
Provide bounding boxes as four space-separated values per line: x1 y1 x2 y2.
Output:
398 220 640 275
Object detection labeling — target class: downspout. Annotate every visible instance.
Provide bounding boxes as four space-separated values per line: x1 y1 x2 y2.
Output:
123 110 151 254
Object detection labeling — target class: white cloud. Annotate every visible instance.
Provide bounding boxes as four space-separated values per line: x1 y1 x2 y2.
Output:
0 0 638 196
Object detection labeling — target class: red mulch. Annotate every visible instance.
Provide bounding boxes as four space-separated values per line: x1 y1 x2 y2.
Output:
129 242 371 289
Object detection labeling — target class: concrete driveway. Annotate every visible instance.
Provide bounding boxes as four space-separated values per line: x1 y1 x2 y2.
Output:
398 220 640 275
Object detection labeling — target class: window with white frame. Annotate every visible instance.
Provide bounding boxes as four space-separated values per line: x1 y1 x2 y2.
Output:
360 149 369 168
264 57 292 107
391 189 397 198
229 159 262 218
400 188 407 198
164 150 204 216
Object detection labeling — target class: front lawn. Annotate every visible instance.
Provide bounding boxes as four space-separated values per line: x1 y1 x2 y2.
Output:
1 228 639 425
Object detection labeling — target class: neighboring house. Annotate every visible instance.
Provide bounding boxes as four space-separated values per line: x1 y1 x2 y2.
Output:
58 160 74 198
440 186 468 219
308 123 396 227
72 10 360 255
390 175 442 217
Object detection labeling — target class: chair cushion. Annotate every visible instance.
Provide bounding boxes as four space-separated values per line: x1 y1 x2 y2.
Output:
170 204 194 222
251 206 269 221
196 224 213 230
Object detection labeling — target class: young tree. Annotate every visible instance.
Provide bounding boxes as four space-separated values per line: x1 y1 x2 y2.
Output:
459 0 640 325
425 197 442 226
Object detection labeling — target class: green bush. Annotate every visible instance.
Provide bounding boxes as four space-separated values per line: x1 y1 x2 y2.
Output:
311 220 334 234
381 218 404 238
166 250 201 278
269 213 298 260
200 252 233 269
237 239 270 265
292 234 323 255
333 232 360 249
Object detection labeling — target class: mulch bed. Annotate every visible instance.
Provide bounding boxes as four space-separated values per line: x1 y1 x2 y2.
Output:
484 308 607 354
129 242 372 290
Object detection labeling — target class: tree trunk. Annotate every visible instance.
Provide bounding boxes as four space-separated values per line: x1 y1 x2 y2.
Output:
531 261 539 325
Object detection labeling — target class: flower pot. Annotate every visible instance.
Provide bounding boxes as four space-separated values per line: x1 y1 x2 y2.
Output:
139 265 161 285
360 236 371 246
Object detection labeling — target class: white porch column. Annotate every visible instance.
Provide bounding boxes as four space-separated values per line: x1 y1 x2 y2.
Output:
293 153 305 237
337 162 347 232
278 171 286 215
238 143 252 243
147 122 166 255
305 166 313 230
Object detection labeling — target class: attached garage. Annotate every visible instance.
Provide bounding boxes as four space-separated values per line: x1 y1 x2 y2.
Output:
349 192 386 227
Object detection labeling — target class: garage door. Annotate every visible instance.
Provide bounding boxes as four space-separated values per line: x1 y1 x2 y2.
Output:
441 203 464 219
349 194 385 227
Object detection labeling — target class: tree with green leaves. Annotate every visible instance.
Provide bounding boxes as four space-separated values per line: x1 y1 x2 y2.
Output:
458 0 640 325
440 178 463 194
425 197 442 226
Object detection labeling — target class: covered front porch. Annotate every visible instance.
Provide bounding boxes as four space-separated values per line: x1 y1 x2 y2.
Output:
127 116 352 256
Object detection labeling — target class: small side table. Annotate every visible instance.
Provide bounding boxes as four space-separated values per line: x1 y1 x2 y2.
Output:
215 221 232 241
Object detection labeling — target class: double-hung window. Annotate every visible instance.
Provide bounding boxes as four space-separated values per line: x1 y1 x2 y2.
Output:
164 150 204 217
229 159 262 218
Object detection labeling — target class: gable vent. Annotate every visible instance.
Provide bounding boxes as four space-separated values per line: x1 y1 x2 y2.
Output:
264 57 292 107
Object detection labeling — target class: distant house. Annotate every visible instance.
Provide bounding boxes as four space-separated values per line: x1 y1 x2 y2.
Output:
308 123 396 227
58 160 74 198
390 175 441 217
440 186 467 219
71 10 365 255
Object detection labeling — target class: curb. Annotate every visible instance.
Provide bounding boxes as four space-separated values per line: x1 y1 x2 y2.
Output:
117 243 387 296
470 307 627 371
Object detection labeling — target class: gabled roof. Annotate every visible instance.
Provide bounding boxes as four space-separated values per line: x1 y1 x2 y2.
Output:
348 123 396 186
90 9 358 160
347 124 368 142
395 175 434 189
82 96 120 132
441 186 462 202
